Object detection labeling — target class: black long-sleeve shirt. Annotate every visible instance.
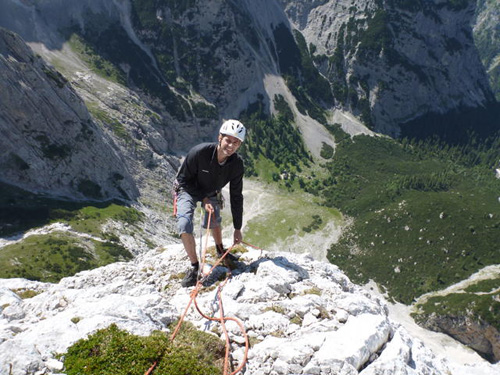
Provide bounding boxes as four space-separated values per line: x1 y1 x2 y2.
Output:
176 142 244 230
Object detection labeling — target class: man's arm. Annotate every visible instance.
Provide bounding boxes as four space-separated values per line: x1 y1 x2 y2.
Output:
229 160 244 231
233 229 242 244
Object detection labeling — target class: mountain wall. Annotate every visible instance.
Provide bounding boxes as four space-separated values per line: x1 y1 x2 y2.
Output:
0 27 138 201
421 314 500 363
0 0 494 147
280 0 496 135
473 0 500 101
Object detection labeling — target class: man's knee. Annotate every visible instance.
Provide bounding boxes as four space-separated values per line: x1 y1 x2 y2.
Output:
177 214 193 235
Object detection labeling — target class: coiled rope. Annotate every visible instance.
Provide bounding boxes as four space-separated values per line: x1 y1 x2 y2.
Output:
146 211 250 375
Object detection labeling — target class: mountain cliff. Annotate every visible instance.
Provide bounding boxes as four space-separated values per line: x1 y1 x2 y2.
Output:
0 0 495 146
474 0 500 101
0 28 138 201
280 0 496 135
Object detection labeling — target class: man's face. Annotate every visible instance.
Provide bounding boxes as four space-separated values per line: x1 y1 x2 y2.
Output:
219 134 242 157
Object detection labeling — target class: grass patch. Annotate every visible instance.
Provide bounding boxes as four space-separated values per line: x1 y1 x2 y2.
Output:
0 232 132 282
67 33 126 85
13 289 41 299
249 155 280 184
243 188 341 250
53 203 144 237
263 304 287 315
63 322 225 375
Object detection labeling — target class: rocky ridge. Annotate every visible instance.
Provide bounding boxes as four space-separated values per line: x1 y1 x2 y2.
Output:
1 242 498 375
0 24 181 205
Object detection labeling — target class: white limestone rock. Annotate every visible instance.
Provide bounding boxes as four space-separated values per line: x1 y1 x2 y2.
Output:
1 244 499 375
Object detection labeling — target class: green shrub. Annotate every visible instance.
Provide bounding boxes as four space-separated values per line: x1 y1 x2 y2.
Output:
13 289 41 299
320 142 334 159
273 94 294 122
63 323 224 375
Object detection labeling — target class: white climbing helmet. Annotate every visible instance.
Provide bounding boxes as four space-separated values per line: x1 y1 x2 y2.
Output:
219 119 246 142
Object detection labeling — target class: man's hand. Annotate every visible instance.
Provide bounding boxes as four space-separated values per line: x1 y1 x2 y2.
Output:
202 198 214 214
233 229 242 244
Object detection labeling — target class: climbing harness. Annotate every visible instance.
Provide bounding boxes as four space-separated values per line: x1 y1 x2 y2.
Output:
216 190 225 210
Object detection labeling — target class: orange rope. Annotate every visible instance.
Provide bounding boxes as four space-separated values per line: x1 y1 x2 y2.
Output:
144 361 157 375
193 277 249 375
163 211 249 375
241 240 264 258
172 194 177 217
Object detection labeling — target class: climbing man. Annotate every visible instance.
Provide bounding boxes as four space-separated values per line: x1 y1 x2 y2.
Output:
174 119 246 287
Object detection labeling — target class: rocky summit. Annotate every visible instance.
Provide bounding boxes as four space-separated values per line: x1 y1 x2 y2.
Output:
0 243 498 375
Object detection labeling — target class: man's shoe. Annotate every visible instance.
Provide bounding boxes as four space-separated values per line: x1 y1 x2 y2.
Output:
217 249 239 269
217 249 239 261
181 267 199 287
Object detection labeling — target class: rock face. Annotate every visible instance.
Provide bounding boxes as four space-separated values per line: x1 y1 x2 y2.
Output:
280 0 496 135
1 244 499 375
421 314 500 363
473 0 500 101
0 27 138 201
0 0 494 144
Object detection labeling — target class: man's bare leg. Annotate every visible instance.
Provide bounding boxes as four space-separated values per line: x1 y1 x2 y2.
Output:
211 225 223 248
212 225 238 268
181 233 198 263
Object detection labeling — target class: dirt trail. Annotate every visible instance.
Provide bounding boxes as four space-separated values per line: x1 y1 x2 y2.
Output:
415 264 500 305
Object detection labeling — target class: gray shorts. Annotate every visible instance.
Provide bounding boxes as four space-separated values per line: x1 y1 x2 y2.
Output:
176 191 222 235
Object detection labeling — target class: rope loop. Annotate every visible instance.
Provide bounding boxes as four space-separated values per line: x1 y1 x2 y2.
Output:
158 211 250 375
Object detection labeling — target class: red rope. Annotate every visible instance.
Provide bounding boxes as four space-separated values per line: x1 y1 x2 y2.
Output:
158 212 250 375
172 194 177 217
